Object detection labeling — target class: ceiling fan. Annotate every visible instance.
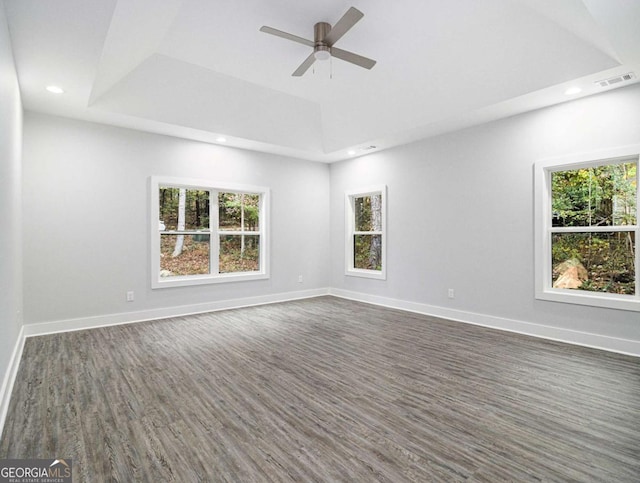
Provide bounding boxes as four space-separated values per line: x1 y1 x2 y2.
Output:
260 7 376 77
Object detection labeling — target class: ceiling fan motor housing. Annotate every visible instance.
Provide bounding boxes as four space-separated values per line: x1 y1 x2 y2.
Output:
314 22 331 60
314 22 331 43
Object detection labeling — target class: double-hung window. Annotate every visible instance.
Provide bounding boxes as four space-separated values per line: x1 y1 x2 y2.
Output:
535 146 639 311
151 176 269 288
345 186 387 279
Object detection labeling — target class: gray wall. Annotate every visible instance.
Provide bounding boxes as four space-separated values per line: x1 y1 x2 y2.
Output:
0 0 22 389
330 83 640 342
14 61 640 345
22 113 331 324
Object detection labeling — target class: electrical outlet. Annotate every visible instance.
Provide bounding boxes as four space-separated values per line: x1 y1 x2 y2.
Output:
298 275 303 283
126 291 135 302
448 289 455 299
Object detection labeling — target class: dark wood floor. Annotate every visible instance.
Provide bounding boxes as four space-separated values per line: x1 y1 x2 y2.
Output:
1 297 639 482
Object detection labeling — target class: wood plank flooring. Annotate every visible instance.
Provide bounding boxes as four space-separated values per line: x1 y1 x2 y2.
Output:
1 296 639 482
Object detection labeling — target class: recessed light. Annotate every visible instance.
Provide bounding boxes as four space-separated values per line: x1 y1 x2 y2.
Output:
46 85 64 94
216 137 227 143
347 150 356 155
564 86 581 96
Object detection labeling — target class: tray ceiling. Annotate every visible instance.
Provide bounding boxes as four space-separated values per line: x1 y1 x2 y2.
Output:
4 0 640 161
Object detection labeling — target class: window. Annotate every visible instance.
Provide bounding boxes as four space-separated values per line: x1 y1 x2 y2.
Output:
151 176 269 288
345 186 387 279
535 146 639 311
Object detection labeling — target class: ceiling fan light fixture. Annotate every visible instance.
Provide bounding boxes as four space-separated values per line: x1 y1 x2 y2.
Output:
314 46 331 61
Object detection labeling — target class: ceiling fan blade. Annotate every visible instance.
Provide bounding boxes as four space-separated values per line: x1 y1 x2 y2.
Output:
292 52 317 77
260 26 314 47
324 7 364 45
331 47 376 69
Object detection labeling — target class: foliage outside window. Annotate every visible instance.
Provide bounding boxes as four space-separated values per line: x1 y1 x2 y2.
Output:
151 177 269 288
346 186 387 279
535 148 639 311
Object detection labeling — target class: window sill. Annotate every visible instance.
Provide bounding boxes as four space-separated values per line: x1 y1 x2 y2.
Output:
346 268 387 280
536 288 640 312
152 271 269 289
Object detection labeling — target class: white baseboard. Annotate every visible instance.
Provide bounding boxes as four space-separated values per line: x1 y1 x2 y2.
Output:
329 288 640 357
0 325 26 438
23 288 330 337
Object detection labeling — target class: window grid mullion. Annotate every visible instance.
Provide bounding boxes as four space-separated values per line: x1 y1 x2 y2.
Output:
549 226 638 233
636 163 640 295
160 230 211 235
211 189 220 275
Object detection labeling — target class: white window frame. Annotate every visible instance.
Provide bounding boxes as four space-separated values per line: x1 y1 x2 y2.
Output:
150 176 270 289
345 185 387 280
534 145 640 312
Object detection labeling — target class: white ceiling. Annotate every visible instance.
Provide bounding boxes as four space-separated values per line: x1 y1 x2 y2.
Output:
4 0 640 162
